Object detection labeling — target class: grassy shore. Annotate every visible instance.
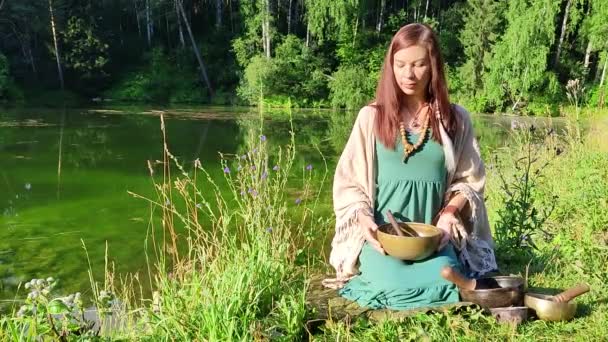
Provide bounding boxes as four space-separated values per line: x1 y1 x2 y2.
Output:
2 109 607 341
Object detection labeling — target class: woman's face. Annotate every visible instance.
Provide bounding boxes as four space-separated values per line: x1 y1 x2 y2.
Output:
392 45 431 99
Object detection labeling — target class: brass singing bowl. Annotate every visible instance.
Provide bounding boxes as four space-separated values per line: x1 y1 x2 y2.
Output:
489 306 530 324
524 293 577 321
377 222 441 261
460 276 525 309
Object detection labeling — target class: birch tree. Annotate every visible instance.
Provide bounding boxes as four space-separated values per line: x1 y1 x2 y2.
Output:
48 0 64 90
484 0 560 110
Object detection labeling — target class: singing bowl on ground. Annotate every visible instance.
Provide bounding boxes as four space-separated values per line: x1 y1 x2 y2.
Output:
377 222 441 261
489 306 530 324
524 293 577 321
459 276 525 309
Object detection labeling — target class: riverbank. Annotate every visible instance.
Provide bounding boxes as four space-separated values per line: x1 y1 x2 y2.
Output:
1 109 607 340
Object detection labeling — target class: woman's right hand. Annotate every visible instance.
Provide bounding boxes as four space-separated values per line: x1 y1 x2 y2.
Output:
359 214 385 254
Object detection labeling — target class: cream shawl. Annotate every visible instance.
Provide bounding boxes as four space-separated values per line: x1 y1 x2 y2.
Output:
323 104 497 289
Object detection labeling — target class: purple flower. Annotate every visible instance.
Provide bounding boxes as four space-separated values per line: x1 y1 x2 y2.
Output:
248 188 253 193
253 148 258 153
261 171 268 180
295 198 302 205
251 165 256 170
251 190 258 197
266 227 273 233
240 190 246 196
223 167 230 174
272 165 279 171
306 164 313 171
260 135 266 142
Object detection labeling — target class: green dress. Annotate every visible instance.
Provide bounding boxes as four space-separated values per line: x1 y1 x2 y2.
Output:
339 131 462 310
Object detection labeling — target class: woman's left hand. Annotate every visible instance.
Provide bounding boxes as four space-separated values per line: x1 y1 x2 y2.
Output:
435 212 459 250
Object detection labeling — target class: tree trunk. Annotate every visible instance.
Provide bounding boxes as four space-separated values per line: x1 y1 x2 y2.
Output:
134 0 141 37
229 0 235 33
146 0 152 47
48 0 64 90
176 0 213 96
27 44 37 75
175 0 185 47
263 0 271 58
553 0 571 67
376 0 386 32
600 52 607 88
215 0 222 29
165 10 171 46
306 20 310 48
424 0 430 19
584 40 592 72
287 0 293 34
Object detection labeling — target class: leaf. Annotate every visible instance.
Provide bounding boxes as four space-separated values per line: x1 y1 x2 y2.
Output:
48 299 70 315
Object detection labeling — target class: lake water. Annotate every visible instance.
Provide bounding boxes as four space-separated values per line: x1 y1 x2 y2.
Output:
0 105 557 304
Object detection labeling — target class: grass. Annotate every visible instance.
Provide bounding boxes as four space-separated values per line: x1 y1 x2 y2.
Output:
1 108 608 341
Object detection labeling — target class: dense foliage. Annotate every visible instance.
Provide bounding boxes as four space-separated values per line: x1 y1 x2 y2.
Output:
0 0 607 112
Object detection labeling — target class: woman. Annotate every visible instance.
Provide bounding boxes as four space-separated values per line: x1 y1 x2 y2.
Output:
323 23 497 310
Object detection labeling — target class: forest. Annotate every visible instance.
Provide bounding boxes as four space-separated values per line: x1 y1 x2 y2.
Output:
0 0 607 114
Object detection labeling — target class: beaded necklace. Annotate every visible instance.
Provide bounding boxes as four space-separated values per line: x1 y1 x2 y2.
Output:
399 106 430 162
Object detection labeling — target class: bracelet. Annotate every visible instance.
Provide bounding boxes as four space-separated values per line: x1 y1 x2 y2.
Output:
441 205 460 216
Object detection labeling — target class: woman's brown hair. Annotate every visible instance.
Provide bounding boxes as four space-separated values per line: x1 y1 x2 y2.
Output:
372 23 456 149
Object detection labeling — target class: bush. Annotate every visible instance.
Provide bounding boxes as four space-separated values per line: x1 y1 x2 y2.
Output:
236 35 329 107
328 65 375 110
105 47 205 103
491 123 560 263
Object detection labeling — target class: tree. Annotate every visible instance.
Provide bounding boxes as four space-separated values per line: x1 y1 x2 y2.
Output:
176 0 213 96
583 0 608 86
48 0 65 90
0 52 9 97
483 0 560 110
61 17 109 79
553 0 585 68
457 0 503 95
304 0 360 43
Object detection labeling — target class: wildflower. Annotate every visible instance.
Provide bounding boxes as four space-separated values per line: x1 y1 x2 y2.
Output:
251 165 256 170
261 171 268 180
223 166 230 174
251 190 258 197
17 305 28 317
295 198 302 205
241 155 247 160
266 227 273 233
24 183 31 191
273 165 279 171
260 135 267 142
253 148 258 153
306 164 313 171
237 166 242 171
196 203 202 209
165 199 171 206
240 190 246 196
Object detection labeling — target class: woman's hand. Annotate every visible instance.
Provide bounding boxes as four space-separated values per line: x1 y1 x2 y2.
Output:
358 214 385 254
435 211 459 250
